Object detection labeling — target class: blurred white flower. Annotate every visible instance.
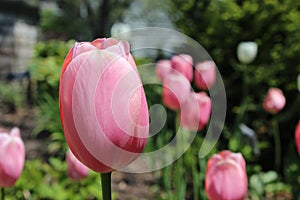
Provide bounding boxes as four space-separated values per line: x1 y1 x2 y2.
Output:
237 41 258 64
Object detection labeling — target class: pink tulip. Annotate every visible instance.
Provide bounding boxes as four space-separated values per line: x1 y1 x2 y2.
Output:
295 121 300 156
194 61 216 90
162 73 191 110
155 59 172 82
205 150 248 200
170 54 193 82
180 92 212 131
66 149 89 181
59 38 149 173
0 127 25 188
263 87 286 114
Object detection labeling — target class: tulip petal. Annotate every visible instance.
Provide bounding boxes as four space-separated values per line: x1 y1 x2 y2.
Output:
171 54 193 82
162 73 191 110
0 137 25 187
295 121 300 156
205 151 248 200
60 51 112 172
72 42 98 58
206 160 247 200
155 59 172 82
61 50 148 171
66 149 89 181
105 40 130 60
194 61 216 90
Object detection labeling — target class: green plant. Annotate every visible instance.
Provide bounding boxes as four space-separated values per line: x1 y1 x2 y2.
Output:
29 40 75 101
3 158 118 200
249 171 291 199
168 0 300 197
0 82 24 113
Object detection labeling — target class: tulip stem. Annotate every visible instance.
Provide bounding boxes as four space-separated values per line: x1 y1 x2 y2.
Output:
273 118 281 172
101 172 112 200
1 188 4 200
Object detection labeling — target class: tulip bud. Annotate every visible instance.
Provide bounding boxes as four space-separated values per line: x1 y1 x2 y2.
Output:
194 61 216 90
237 41 258 64
295 121 300 156
170 54 193 82
59 38 149 173
205 150 248 200
66 149 89 181
180 92 212 131
0 127 25 187
263 87 286 114
155 59 172 82
162 73 191 110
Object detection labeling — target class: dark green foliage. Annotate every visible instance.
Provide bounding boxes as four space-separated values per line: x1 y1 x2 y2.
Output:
169 0 300 198
4 158 104 200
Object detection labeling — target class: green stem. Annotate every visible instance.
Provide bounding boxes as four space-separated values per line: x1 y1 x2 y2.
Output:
101 172 112 200
174 113 187 199
233 65 249 150
162 166 172 199
199 158 207 199
192 164 199 200
273 118 281 172
242 66 249 122
1 187 4 200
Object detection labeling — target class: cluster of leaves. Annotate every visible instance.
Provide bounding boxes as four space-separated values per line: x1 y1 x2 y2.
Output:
0 82 24 113
5 158 103 200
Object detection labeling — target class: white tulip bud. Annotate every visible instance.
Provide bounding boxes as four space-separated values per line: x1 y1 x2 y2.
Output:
237 41 258 64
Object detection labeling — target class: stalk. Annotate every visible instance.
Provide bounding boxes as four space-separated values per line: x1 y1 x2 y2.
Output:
101 172 112 200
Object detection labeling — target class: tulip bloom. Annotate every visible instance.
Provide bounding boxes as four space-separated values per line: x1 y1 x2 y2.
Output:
295 121 300 156
263 87 286 114
194 61 216 90
162 73 191 110
66 149 89 181
155 59 172 82
170 54 193 82
0 127 25 188
237 41 258 64
180 92 211 131
59 38 149 173
205 150 248 200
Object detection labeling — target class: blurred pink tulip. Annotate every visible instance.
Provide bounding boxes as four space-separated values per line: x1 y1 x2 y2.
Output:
205 150 248 200
263 87 286 114
0 127 25 188
59 38 149 173
162 73 191 110
170 54 193 82
66 149 89 181
180 92 212 131
155 59 172 82
194 61 216 90
295 121 300 156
